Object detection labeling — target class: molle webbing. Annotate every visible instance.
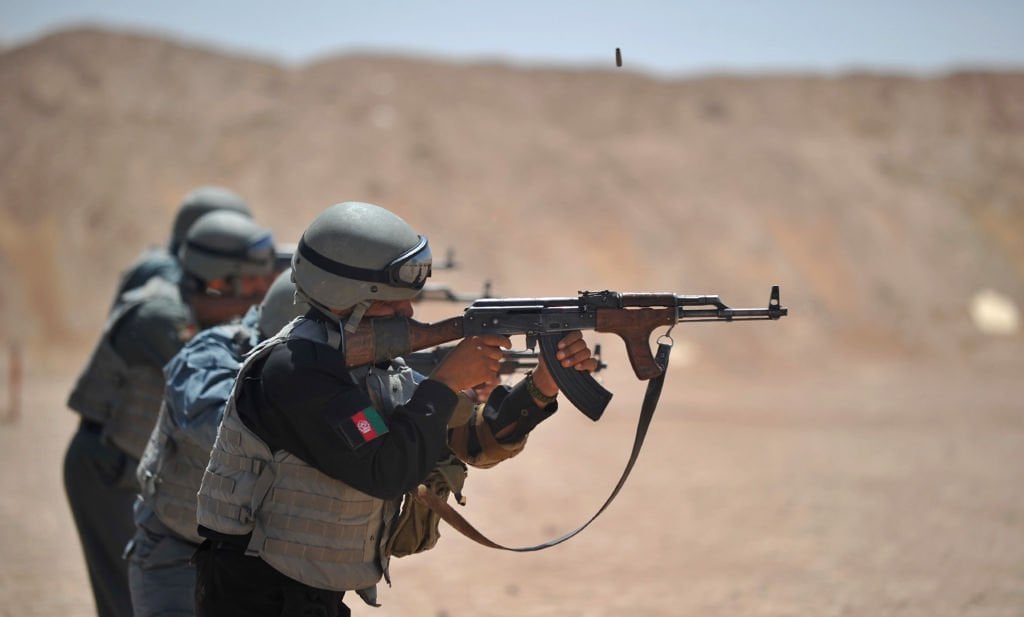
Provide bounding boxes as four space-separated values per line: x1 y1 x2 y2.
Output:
208 429 265 474
263 538 365 564
196 319 399 591
196 493 246 523
267 486 375 519
149 422 253 541
102 364 166 458
141 320 255 541
262 512 373 543
254 453 392 590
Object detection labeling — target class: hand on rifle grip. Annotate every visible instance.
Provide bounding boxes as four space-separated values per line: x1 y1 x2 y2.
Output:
429 334 511 393
536 332 613 420
531 331 599 397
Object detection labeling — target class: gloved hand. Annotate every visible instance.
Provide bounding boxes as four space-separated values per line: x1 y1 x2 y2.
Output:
448 381 557 468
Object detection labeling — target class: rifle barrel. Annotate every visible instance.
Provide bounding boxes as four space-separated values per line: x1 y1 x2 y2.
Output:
677 306 787 321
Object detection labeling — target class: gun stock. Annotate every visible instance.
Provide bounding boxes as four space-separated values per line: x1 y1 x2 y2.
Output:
343 316 464 367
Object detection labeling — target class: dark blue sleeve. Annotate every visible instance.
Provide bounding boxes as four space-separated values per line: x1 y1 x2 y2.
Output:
163 329 242 447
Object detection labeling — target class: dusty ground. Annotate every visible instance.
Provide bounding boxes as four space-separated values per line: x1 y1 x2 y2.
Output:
2 346 1021 617
2 27 1023 617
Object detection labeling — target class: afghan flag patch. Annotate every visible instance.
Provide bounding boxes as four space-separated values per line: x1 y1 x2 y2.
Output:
338 406 389 448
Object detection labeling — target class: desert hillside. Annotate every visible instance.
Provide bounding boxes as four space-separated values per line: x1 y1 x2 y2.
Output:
1 27 1023 617
1 27 1021 372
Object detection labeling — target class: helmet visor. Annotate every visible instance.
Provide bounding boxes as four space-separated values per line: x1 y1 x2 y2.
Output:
182 230 275 275
386 235 432 288
246 233 276 264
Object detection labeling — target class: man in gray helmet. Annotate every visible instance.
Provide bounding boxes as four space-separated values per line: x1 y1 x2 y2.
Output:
112 185 252 303
193 201 599 617
64 209 278 617
128 269 308 617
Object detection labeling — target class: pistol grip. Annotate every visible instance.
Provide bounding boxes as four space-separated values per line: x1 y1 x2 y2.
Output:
539 334 612 421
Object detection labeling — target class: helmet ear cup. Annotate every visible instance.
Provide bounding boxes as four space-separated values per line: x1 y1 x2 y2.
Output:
291 202 430 311
169 186 251 253
178 211 276 285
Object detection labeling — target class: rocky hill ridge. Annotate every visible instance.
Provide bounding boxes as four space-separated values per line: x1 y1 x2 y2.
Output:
1 27 1022 371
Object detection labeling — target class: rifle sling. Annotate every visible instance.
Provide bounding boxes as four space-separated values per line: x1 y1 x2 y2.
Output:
415 341 672 552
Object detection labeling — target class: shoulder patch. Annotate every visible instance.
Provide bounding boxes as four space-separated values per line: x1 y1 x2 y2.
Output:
334 406 390 449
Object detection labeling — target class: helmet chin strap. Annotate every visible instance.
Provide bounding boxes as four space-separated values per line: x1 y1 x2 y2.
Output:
343 301 372 333
294 288 337 322
293 287 371 334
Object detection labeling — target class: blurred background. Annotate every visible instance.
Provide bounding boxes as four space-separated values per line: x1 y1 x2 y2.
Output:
1 2 1022 616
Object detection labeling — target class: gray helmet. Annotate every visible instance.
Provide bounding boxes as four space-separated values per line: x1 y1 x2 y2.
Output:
169 186 251 253
178 211 276 284
292 201 432 312
257 269 309 338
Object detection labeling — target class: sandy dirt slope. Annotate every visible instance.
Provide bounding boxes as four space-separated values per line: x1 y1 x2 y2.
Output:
2 351 1021 617
1 27 1023 617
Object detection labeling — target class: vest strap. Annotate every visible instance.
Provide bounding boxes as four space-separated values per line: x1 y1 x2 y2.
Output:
245 457 278 554
209 448 263 475
198 493 246 522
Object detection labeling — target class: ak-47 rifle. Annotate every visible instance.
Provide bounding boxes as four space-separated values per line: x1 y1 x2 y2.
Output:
363 285 787 552
344 286 787 420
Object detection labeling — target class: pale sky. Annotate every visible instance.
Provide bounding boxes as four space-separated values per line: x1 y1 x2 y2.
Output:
2 1 1023 75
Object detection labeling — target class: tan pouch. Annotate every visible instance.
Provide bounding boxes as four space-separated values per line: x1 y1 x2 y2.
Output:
387 453 467 557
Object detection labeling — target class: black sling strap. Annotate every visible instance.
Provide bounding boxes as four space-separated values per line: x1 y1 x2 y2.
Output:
416 341 673 552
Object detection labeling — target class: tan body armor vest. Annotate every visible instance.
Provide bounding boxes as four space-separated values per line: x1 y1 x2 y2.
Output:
196 318 420 592
68 278 188 459
137 322 254 543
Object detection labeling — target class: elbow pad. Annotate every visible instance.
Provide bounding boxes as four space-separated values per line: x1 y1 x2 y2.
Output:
448 406 526 469
448 383 556 469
